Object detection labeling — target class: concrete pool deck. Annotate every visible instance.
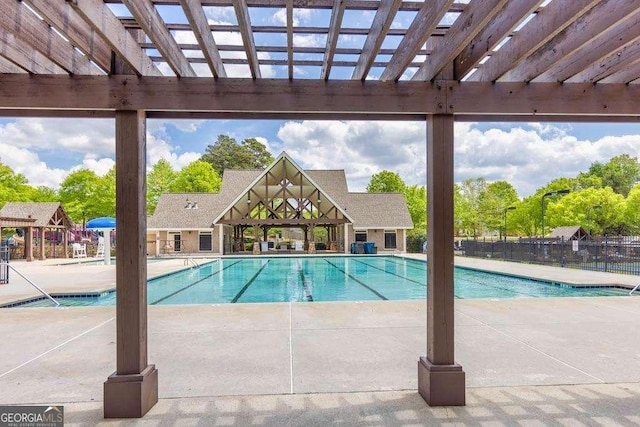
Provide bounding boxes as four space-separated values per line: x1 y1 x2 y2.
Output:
0 255 638 424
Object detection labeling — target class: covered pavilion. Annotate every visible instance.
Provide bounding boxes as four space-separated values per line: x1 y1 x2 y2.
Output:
1 0 640 419
0 202 74 261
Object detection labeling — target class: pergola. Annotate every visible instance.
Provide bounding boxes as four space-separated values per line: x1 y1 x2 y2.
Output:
1 0 639 418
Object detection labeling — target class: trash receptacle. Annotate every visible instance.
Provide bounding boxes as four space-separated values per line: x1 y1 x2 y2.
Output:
364 242 374 254
351 242 357 254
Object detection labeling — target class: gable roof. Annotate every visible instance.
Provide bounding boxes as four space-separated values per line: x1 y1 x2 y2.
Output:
213 152 353 224
149 154 413 230
549 226 590 240
0 202 73 228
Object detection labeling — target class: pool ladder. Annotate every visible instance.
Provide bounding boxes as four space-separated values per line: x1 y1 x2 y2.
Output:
184 257 199 268
4 262 60 307
630 283 640 296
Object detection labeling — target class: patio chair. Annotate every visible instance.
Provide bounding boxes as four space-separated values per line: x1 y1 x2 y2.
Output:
72 243 87 258
95 237 105 258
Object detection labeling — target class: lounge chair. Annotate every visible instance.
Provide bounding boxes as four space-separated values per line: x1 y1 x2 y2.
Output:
72 243 87 258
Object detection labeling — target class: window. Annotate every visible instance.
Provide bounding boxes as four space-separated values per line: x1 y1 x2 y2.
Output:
199 232 212 251
169 232 181 252
355 231 367 242
384 230 397 249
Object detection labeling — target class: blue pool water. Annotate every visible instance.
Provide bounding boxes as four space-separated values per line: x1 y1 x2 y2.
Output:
9 256 634 307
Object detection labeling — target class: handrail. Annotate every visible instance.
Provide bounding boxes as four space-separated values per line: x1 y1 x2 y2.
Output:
630 283 640 296
184 257 199 268
5 262 60 307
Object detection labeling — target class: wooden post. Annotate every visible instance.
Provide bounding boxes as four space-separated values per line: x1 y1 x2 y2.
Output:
103 110 158 418
418 114 465 406
63 229 69 258
25 227 34 262
39 227 46 260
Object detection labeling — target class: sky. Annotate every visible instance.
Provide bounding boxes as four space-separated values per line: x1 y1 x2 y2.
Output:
2 116 640 198
3 1 640 198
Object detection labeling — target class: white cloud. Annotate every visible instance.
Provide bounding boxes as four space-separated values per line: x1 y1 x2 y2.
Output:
277 120 426 191
0 118 114 155
146 133 201 170
272 8 313 26
276 120 640 197
293 34 326 48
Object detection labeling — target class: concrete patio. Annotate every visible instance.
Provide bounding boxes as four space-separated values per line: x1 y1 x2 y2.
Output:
0 256 638 424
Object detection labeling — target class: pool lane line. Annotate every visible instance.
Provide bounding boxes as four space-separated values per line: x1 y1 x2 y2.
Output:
151 260 243 305
350 258 424 286
324 259 388 300
231 260 271 303
385 256 427 272
298 268 313 301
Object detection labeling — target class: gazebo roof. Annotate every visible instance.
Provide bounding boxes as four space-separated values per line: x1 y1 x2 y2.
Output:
0 202 74 228
0 1 639 120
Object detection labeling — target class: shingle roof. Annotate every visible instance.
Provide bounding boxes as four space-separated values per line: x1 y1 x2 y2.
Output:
148 193 222 229
0 202 72 227
342 193 413 229
549 226 589 240
149 166 412 230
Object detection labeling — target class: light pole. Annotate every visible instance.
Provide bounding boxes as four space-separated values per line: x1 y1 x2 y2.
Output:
503 206 516 241
587 204 602 237
541 189 570 238
503 206 515 260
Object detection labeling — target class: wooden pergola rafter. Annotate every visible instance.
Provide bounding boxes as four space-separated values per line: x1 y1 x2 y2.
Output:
2 0 640 420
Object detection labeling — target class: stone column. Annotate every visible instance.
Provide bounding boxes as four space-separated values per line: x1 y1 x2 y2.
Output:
418 114 465 406
103 110 158 418
63 229 69 258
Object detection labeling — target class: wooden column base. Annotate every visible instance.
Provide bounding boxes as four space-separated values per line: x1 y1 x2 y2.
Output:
418 357 465 406
104 365 158 418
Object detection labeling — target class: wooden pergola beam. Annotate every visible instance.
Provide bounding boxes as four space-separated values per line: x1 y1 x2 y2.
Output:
468 0 599 82
233 0 261 78
0 28 65 74
179 0 226 78
0 55 25 73
352 0 402 81
412 0 508 81
286 0 293 79
67 0 162 77
122 0 196 77
503 0 640 83
454 0 542 80
0 1 100 75
600 60 640 84
380 0 453 81
2 76 640 116
320 0 346 80
535 10 640 83
106 0 469 12
568 39 640 83
25 0 112 72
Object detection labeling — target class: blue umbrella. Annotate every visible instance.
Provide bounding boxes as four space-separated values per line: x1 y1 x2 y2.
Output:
86 217 116 264
86 217 116 229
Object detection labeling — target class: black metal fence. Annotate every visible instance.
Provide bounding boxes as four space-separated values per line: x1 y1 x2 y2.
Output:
459 236 640 276
0 244 9 284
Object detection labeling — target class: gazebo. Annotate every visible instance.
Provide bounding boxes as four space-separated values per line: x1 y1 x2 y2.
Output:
1 0 640 419
0 202 74 261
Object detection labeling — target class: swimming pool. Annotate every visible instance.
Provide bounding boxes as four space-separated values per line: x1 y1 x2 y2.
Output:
10 256 634 307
